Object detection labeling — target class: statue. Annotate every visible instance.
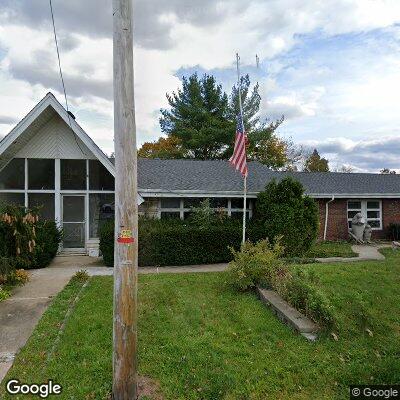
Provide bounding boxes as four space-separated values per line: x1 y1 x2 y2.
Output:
349 212 372 244
363 224 372 244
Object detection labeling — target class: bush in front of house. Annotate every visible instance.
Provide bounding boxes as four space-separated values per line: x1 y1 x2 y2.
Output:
0 204 62 269
31 220 62 269
388 223 400 240
225 239 285 291
100 218 246 267
226 241 336 328
254 177 319 257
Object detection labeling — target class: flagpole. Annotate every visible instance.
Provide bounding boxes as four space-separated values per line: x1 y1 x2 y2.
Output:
236 53 247 245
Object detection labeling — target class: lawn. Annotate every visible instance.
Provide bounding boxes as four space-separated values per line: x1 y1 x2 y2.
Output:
306 241 357 258
1 249 399 399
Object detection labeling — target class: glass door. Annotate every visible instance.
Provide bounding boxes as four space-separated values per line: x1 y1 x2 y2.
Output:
62 195 86 249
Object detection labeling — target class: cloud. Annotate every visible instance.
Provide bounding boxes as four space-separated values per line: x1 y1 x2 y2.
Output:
302 136 400 172
0 115 18 125
1 0 400 161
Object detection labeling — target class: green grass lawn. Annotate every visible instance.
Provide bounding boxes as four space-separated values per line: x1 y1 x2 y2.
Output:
306 241 357 258
1 250 400 399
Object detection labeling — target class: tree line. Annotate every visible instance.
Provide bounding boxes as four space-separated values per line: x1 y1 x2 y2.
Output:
138 73 391 173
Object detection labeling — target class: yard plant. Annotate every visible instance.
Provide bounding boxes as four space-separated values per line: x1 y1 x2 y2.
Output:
0 204 62 269
254 177 319 256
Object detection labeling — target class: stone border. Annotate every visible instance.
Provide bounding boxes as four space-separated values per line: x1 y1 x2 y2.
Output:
257 287 319 341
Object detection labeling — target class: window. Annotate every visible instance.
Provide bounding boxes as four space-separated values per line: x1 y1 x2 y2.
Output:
89 193 115 238
61 159 86 190
184 198 205 208
89 160 114 191
347 200 382 230
28 193 55 220
28 159 55 190
0 193 24 206
161 198 180 208
0 158 24 189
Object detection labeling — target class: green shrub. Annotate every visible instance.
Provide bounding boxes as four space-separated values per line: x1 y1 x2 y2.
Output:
31 221 62 269
100 218 265 267
0 286 10 301
225 239 286 291
0 257 15 278
99 220 114 267
278 268 336 328
388 223 400 240
254 177 319 257
0 205 61 269
72 269 90 283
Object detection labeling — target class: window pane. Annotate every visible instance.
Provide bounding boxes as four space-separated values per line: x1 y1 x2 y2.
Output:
61 159 86 190
367 210 380 219
368 220 381 228
28 193 55 221
367 201 380 209
89 160 114 191
210 198 228 208
184 198 204 208
0 159 24 189
0 192 25 206
28 159 55 190
347 210 359 219
231 198 244 208
160 198 180 208
89 193 114 238
348 201 361 210
63 196 85 222
184 211 193 220
161 211 180 219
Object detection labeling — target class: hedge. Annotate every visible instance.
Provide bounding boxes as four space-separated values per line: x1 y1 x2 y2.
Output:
100 219 266 267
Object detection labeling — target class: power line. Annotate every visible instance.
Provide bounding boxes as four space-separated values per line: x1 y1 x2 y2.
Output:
49 0 85 155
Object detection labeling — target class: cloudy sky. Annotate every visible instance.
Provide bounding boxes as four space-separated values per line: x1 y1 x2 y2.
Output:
1 0 400 172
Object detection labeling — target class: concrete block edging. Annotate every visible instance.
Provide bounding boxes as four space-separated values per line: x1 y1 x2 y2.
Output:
256 287 319 341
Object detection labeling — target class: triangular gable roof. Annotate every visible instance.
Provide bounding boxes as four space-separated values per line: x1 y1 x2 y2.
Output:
0 93 144 204
0 92 115 175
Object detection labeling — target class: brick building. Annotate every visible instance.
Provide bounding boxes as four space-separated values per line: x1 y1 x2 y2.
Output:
0 93 399 255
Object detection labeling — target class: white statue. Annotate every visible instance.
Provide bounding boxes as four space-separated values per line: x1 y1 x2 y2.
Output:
349 212 372 244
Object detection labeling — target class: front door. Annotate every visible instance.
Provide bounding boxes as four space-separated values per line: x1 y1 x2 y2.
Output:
62 195 85 249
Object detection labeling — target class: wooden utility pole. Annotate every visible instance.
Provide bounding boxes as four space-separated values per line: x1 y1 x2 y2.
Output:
112 0 138 399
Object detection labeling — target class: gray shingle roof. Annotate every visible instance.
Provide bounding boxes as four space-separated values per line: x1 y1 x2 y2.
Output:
134 158 400 196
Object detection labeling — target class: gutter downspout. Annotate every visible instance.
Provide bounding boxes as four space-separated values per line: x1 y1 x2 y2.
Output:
323 195 335 241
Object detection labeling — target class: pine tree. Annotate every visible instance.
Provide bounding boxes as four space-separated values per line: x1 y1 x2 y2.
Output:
304 149 329 172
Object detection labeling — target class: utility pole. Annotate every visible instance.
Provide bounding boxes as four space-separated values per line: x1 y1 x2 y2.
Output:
112 0 138 399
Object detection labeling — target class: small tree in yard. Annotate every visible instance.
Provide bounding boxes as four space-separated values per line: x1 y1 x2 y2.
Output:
254 177 319 257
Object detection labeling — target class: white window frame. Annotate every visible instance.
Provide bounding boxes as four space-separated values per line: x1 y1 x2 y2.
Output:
347 199 382 230
158 197 253 220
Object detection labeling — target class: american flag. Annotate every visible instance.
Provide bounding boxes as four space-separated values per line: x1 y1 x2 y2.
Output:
229 113 248 177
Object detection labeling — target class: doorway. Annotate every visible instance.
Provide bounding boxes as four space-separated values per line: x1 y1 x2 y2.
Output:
62 195 86 250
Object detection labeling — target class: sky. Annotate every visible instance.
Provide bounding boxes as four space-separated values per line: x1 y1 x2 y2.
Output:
1 0 400 172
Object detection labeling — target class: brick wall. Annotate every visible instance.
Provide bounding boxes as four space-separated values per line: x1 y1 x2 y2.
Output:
317 198 400 241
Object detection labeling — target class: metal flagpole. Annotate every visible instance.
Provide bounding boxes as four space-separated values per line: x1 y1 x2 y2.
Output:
236 53 247 245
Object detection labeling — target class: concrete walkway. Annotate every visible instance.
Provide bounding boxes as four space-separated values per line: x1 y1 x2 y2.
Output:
316 244 388 263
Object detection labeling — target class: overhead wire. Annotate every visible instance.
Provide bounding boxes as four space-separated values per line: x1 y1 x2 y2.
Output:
49 0 86 155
